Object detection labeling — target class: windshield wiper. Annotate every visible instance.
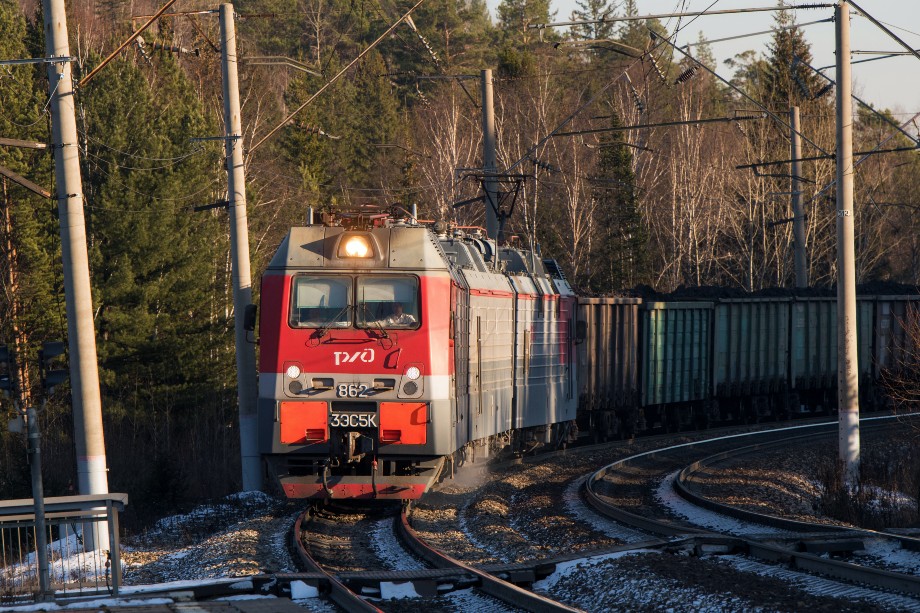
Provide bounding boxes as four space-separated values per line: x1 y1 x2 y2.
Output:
360 304 389 339
315 305 351 338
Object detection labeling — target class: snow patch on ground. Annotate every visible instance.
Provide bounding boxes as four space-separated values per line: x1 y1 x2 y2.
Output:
0 597 175 612
536 550 764 612
378 581 419 599
533 549 658 591
1 530 112 589
858 537 920 574
862 485 919 514
289 579 320 599
458 495 511 563
656 470 793 536
368 518 425 571
443 588 519 612
562 475 649 543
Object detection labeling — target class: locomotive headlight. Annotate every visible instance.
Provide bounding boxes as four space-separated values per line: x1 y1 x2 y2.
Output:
405 366 421 380
341 235 372 258
285 364 302 379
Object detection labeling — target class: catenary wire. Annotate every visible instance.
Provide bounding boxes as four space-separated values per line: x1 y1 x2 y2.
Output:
79 130 210 162
501 0 721 174
86 162 222 202
82 147 211 171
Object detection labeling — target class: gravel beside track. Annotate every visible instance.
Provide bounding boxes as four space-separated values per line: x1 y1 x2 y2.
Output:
413 446 648 564
684 430 919 527
535 549 917 612
415 420 920 611
121 493 300 584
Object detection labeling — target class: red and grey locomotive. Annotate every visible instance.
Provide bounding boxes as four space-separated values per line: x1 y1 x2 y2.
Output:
257 213 578 499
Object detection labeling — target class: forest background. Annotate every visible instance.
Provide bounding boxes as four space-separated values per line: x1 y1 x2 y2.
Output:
1 0 918 524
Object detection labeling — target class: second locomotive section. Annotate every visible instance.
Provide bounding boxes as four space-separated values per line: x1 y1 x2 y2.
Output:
258 223 577 499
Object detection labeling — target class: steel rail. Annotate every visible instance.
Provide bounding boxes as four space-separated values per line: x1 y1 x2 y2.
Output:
584 419 842 536
583 466 710 538
292 509 382 612
674 419 920 552
397 509 584 613
585 415 920 598
744 540 920 596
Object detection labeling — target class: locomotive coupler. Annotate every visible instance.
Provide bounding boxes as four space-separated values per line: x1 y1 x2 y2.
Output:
345 431 375 463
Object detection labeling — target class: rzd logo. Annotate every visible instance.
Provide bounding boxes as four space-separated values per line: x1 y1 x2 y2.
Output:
333 348 375 366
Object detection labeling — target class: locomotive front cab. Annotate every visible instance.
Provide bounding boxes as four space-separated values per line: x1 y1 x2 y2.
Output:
258 223 452 499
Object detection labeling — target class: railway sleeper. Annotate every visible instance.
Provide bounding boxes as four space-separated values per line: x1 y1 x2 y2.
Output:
796 539 865 556
340 574 479 599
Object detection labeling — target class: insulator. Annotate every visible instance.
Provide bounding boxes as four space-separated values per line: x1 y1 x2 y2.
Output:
814 83 834 99
648 54 668 84
134 36 153 64
530 156 557 173
674 65 698 85
789 57 813 99
415 31 440 68
414 82 430 106
630 87 646 114
624 73 646 114
792 74 812 99
304 124 340 140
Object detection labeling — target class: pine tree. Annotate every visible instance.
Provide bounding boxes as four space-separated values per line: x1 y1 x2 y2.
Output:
570 0 616 41
617 0 652 53
283 50 405 209
381 0 495 81
0 0 55 498
589 112 647 292
764 6 825 111
79 53 235 500
496 0 554 45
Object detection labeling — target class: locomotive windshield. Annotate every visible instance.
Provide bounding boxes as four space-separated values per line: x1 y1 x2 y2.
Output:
290 275 352 328
289 274 419 329
356 276 420 330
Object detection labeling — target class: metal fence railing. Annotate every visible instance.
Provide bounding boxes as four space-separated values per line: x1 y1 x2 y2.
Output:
0 494 127 605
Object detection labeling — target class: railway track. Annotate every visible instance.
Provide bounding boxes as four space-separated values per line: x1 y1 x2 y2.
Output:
291 502 582 611
271 415 920 610
584 414 920 609
291 506 381 612
65 415 915 611
398 505 582 612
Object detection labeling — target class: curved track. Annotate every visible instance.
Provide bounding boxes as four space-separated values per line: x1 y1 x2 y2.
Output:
292 507 382 611
282 416 920 610
292 502 582 611
398 507 582 612
584 415 920 604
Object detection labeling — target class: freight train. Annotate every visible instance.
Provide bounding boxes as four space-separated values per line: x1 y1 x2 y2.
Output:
578 293 918 440
256 212 919 500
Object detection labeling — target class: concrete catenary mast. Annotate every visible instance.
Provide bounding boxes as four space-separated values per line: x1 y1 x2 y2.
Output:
481 69 499 241
790 106 808 288
42 0 110 548
835 1 860 484
219 3 261 491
